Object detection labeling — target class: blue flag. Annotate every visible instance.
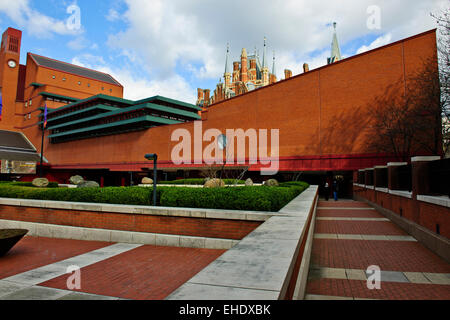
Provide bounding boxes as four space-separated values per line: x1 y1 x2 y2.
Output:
43 103 48 128
0 92 3 121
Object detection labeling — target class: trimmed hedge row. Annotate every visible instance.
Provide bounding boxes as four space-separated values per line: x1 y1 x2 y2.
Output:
158 178 245 185
0 182 309 212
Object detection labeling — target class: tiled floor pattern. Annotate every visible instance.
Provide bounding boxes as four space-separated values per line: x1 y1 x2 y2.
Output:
306 200 450 300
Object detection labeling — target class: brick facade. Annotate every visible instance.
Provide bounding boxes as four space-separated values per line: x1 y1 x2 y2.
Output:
0 204 262 240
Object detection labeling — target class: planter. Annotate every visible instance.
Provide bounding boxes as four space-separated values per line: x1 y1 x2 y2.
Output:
0 229 28 257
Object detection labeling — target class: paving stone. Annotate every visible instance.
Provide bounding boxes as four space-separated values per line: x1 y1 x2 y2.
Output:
56 292 118 300
314 234 338 239
305 294 353 300
423 273 450 285
346 269 367 281
0 281 32 298
403 272 432 284
0 286 70 300
167 283 279 300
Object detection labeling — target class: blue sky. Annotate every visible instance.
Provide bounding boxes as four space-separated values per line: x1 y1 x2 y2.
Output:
0 0 447 103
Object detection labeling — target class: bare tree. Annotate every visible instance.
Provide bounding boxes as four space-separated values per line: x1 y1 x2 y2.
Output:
432 9 450 156
368 9 450 160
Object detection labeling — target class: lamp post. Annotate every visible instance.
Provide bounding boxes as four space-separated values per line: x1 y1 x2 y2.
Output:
144 153 158 206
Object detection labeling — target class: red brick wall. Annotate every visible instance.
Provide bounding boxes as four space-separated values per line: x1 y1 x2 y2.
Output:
32 30 438 173
0 205 262 240
353 185 450 238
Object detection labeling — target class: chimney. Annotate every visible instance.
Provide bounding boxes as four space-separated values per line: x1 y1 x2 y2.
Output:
197 88 203 100
284 69 292 79
204 89 210 103
303 63 309 73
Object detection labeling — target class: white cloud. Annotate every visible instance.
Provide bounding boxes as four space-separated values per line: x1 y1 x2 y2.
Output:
0 0 82 38
357 33 392 54
67 36 90 50
106 8 120 22
106 0 447 85
71 54 196 102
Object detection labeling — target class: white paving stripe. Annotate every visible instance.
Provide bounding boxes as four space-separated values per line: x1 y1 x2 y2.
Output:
317 207 376 210
308 267 450 285
314 234 417 241
2 243 142 287
316 217 389 221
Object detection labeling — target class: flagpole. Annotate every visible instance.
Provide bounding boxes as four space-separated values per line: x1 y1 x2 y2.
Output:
40 122 44 177
40 103 47 178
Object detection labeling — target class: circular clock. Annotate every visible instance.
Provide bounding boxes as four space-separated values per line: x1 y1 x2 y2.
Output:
7 60 16 68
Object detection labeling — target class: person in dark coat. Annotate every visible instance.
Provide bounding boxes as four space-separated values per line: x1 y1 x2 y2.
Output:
333 180 339 201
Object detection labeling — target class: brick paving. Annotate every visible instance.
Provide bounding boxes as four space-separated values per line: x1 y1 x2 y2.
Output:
306 200 450 300
315 220 408 235
0 236 225 300
39 244 225 300
307 278 450 300
0 236 112 279
317 209 384 218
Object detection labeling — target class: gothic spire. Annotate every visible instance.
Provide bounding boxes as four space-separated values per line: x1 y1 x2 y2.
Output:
272 51 276 75
328 22 342 64
262 37 268 69
224 43 231 74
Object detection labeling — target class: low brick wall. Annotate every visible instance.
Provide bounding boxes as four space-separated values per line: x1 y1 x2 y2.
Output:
0 199 268 240
353 185 450 238
353 184 450 262
167 186 319 300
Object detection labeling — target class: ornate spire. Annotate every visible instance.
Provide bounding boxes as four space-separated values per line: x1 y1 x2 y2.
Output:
328 22 342 64
224 43 231 74
262 37 267 69
272 51 276 75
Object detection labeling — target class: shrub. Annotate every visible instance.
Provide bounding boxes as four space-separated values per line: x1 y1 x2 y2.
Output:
160 185 307 212
0 181 309 212
158 178 245 185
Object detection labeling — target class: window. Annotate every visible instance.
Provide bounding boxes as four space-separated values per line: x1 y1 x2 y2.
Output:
25 102 28 108
87 83 90 87
109 89 112 93
63 78 66 81
52 75 56 79
29 100 32 106
78 81 81 85
101 87 104 90
28 114 31 119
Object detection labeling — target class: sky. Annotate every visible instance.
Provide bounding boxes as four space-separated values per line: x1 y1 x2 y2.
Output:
0 0 447 104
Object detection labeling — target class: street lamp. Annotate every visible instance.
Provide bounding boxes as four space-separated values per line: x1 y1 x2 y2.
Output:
144 153 158 206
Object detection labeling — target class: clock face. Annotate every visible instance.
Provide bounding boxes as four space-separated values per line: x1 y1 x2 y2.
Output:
7 60 16 68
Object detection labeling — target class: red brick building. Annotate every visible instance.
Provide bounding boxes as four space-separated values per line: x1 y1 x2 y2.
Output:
0 26 442 194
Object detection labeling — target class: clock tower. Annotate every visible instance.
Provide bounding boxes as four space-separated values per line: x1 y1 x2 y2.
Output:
0 27 22 129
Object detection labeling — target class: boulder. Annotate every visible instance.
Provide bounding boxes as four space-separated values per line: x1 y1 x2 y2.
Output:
77 181 100 188
141 177 154 185
263 179 279 187
32 178 49 188
69 175 85 185
203 178 225 188
245 178 254 186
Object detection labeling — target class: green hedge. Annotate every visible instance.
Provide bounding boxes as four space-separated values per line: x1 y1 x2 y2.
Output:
159 185 306 211
158 178 245 185
0 181 309 212
0 185 160 206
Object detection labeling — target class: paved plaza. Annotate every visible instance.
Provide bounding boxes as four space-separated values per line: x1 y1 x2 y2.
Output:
306 200 450 300
0 237 225 300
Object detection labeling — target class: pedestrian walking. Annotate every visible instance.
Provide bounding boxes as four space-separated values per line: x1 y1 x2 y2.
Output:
333 180 339 201
324 181 330 201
